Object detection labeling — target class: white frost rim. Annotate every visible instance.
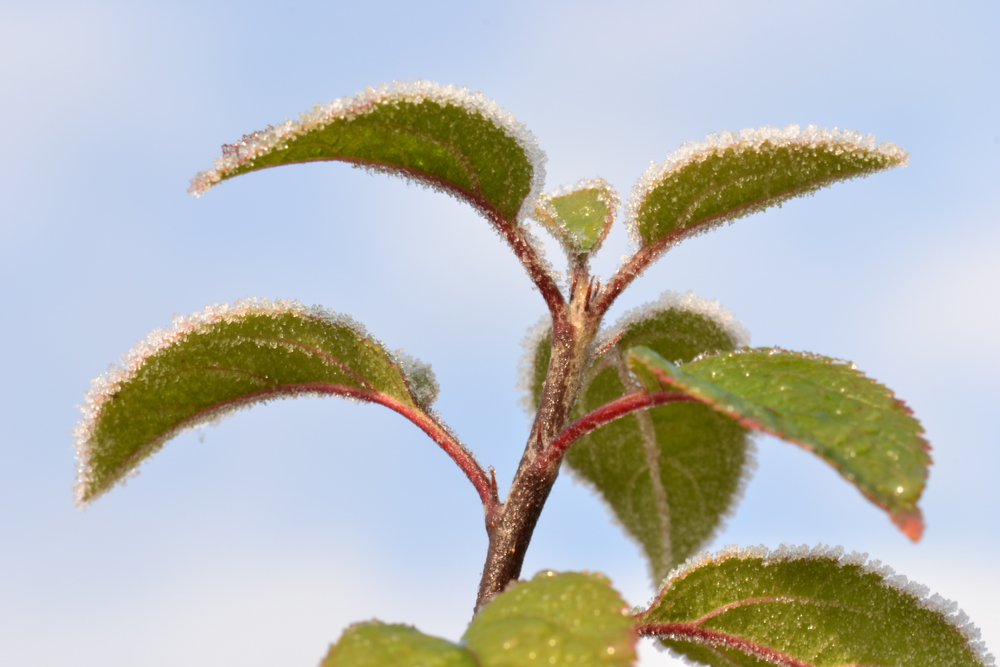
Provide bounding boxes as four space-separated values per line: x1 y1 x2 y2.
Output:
516 314 554 419
72 298 422 505
188 80 547 225
648 543 995 667
518 291 750 419
596 290 751 354
624 124 910 246
531 177 621 253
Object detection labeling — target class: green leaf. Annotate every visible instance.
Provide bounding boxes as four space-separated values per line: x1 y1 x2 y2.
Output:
635 545 993 667
463 571 635 666
626 346 929 539
520 319 552 415
189 80 545 225
319 572 636 666
531 178 619 257
527 292 754 581
74 299 439 505
627 125 907 249
321 622 477 667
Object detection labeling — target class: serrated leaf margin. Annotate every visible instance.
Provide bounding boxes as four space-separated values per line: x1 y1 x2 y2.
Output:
595 290 752 356
626 345 930 539
624 124 909 247
585 291 756 580
531 177 620 255
72 298 433 506
638 543 995 667
188 79 547 225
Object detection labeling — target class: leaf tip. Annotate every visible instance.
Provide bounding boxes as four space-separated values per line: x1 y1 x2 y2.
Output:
71 298 392 506
892 507 925 541
187 80 548 220
626 124 909 248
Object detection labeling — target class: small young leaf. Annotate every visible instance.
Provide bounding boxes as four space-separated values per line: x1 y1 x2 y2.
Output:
533 293 754 581
321 621 477 667
463 571 635 667
627 125 907 250
635 545 993 667
189 80 546 226
626 347 929 539
531 178 619 258
74 299 441 505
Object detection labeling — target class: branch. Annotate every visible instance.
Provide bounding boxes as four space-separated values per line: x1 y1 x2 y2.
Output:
376 392 498 509
537 390 696 467
595 169 895 317
595 187 795 316
485 207 567 320
592 239 668 316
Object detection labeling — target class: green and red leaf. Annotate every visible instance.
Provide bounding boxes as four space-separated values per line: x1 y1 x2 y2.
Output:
626 346 930 539
73 298 470 505
627 125 907 250
635 545 993 667
523 292 754 581
189 80 545 226
189 81 567 316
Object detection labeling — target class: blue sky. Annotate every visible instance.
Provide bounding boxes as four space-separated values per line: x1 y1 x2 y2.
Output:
2 1 998 665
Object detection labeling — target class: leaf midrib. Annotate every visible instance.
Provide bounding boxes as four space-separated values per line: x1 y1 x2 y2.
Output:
609 349 673 577
642 168 877 247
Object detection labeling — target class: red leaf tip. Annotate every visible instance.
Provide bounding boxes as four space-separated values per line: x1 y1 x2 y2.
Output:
892 508 924 541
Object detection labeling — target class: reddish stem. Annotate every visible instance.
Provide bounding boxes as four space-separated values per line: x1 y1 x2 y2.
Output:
596 174 875 317
635 623 816 667
483 206 566 321
538 390 696 467
286 156 568 322
377 391 498 509
592 241 666 316
165 381 497 509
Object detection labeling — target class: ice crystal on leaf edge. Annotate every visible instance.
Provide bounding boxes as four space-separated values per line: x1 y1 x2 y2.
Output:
187 80 548 226
586 291 756 583
516 313 555 418
515 291 758 583
595 290 752 356
531 177 621 253
642 543 995 667
624 124 910 247
516 290 752 420
72 298 431 507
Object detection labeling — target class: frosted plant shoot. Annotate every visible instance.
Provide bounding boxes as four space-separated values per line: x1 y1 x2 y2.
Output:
76 80 993 667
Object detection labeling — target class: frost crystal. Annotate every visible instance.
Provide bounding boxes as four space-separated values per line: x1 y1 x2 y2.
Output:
531 177 620 256
391 348 440 408
72 298 382 505
624 124 909 247
597 290 751 354
516 314 553 418
653 543 995 667
188 80 547 226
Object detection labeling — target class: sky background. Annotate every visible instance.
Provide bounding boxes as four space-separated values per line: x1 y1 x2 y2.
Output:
2 1 998 665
